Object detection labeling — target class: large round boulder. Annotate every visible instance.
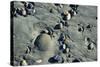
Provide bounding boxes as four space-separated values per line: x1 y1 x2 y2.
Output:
34 33 54 51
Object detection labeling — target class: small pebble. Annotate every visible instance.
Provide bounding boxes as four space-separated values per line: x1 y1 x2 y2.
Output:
87 42 94 50
36 59 42 63
20 60 28 66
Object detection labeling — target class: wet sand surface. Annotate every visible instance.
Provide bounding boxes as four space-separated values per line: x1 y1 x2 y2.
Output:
11 1 97 66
